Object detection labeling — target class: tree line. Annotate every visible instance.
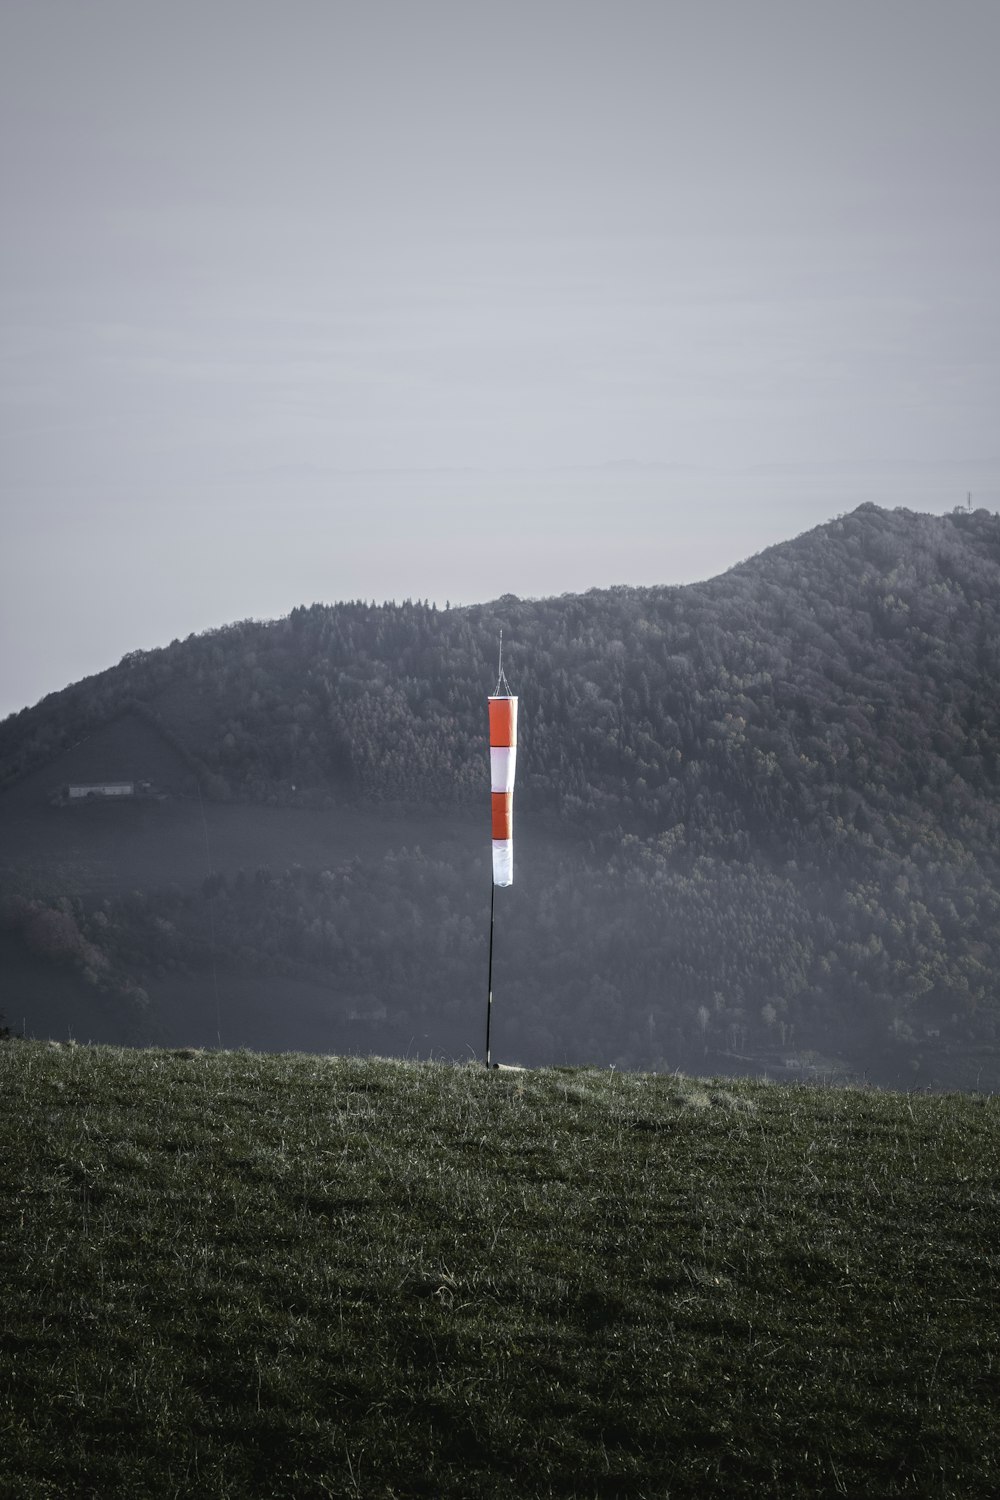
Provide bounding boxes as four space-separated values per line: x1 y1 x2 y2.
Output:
3 503 1000 1084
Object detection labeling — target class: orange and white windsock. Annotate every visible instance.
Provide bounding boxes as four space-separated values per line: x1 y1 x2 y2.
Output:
489 695 518 887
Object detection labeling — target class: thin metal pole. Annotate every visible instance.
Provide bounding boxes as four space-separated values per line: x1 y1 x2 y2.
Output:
485 878 496 1067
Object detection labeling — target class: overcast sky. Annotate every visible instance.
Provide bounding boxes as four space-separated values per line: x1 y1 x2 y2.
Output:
2 0 998 720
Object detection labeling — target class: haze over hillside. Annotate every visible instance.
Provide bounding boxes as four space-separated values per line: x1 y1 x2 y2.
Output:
3 504 1000 1088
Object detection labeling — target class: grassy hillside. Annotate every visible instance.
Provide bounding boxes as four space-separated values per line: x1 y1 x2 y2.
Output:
2 1040 997 1498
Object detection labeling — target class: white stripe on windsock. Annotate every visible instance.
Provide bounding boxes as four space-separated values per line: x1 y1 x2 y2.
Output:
490 746 517 792
492 841 513 886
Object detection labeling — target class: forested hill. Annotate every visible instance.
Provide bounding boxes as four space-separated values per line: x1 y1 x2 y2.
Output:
4 503 1000 857
3 503 1000 1087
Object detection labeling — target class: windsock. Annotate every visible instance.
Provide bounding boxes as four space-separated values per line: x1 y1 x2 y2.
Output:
488 694 517 886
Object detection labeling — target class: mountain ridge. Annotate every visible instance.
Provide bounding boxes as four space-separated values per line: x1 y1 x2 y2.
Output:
3 503 1000 1087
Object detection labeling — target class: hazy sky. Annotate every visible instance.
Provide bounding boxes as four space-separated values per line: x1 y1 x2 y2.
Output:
2 0 998 720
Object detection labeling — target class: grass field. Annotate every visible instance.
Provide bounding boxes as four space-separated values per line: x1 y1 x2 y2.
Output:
1 1041 997 1498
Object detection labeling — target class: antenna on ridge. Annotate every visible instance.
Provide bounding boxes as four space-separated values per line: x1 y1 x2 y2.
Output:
494 629 512 697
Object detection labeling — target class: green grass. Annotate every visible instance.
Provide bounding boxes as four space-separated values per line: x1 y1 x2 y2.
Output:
1 1042 997 1498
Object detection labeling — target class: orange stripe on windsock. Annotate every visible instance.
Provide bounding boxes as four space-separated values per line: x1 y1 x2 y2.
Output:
491 791 512 840
489 697 516 747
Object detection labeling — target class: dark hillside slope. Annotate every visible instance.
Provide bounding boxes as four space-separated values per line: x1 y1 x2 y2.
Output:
3 505 1000 1085
4 503 1000 853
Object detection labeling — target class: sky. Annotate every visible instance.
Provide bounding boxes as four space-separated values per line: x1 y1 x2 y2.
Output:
2 0 999 721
